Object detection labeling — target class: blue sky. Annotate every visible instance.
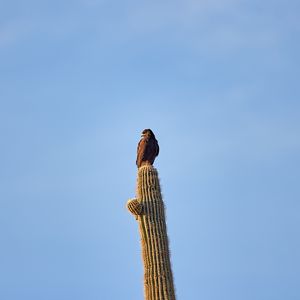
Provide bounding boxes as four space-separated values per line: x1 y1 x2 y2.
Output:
1 0 300 299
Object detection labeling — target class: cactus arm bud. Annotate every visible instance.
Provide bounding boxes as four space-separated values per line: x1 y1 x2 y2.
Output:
127 198 143 220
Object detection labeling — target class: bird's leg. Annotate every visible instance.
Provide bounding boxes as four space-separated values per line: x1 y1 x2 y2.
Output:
140 161 151 167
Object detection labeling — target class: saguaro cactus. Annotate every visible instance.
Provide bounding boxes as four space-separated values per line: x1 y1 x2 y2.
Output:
127 164 176 300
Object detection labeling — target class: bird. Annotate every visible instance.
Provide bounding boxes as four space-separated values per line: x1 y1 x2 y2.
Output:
136 129 159 168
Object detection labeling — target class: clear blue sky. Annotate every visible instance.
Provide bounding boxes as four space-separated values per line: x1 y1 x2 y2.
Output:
1 1 299 299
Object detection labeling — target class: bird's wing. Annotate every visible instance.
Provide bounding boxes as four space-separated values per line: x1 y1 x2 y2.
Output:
136 138 148 167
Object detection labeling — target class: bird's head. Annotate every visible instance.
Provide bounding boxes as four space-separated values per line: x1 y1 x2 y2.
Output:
141 128 155 139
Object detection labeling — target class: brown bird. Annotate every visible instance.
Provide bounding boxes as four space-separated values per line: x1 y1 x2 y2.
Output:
136 129 159 168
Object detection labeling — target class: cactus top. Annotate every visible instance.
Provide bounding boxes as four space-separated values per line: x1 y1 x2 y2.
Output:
136 165 162 200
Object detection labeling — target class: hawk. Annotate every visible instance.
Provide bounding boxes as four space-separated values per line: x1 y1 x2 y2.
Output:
136 129 159 168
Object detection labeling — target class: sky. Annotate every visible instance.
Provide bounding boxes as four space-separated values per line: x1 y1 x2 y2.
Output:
1 0 300 299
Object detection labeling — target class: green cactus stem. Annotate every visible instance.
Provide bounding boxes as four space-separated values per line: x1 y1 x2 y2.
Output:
127 165 176 300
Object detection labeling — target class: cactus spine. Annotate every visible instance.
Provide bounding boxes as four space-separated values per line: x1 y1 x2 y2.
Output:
127 165 176 300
